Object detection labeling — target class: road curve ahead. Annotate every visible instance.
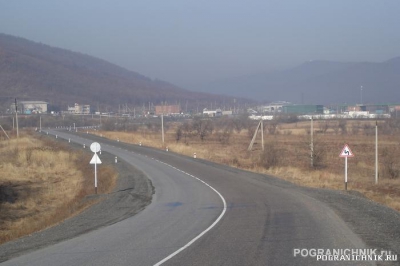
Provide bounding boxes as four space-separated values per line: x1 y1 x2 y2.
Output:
2 130 375 266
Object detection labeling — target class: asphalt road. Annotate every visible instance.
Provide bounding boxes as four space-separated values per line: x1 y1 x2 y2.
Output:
2 129 384 265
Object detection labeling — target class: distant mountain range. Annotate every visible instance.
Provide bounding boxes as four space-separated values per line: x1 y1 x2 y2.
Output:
1 33 398 112
193 57 400 105
0 34 249 112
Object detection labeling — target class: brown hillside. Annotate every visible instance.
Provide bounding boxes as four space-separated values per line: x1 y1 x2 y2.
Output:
0 34 250 112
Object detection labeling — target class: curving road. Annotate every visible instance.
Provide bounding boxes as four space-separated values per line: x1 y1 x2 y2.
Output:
2 129 376 266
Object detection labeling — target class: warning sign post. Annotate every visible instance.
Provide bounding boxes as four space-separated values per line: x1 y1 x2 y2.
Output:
90 142 102 194
339 144 354 191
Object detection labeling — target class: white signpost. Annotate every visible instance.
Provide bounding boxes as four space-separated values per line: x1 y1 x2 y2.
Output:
339 144 354 191
90 142 102 194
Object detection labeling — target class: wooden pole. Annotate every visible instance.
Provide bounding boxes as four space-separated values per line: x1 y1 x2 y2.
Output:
15 98 19 138
0 125 10 139
375 120 378 184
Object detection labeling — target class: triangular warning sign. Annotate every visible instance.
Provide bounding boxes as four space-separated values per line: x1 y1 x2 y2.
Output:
339 144 354 158
90 153 102 164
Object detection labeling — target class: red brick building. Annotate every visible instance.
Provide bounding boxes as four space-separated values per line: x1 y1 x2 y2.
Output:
155 105 180 115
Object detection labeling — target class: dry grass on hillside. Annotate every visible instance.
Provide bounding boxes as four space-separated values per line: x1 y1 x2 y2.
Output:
93 118 400 212
0 133 117 244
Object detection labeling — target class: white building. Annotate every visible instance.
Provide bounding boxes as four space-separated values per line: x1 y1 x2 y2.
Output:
258 101 291 113
67 103 91 114
203 108 222 117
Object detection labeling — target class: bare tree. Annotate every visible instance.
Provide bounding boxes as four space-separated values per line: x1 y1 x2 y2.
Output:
175 127 182 142
192 118 214 141
363 123 374 136
338 120 347 135
216 125 232 144
265 120 279 135
319 120 331 134
381 146 400 179
260 142 281 169
175 121 192 143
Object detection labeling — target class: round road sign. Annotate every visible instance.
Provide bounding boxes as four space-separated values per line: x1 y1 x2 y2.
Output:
90 142 101 153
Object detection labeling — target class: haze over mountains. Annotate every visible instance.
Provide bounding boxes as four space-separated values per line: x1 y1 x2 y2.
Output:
0 34 247 112
1 33 399 112
193 57 400 105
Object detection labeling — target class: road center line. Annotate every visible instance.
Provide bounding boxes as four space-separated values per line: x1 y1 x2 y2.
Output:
153 162 227 266
48 131 226 265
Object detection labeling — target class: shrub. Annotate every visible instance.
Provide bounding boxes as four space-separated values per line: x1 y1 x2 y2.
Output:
260 143 280 169
381 147 400 179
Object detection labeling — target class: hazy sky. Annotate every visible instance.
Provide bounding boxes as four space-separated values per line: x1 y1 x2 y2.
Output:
1 0 399 89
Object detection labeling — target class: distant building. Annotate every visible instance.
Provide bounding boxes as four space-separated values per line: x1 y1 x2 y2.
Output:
247 108 258 115
203 108 222 117
67 103 91 114
258 101 291 113
222 110 233 116
10 101 48 114
283 105 324 114
344 104 390 114
155 105 180 115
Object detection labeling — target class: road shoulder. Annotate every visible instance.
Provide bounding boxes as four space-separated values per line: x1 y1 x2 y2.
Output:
0 147 154 262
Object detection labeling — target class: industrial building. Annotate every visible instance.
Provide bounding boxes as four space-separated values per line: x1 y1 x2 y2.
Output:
258 101 291 113
282 105 324 114
342 104 396 115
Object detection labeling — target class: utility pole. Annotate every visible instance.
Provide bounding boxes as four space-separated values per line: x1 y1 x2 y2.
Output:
248 119 264 151
39 116 42 132
261 119 264 151
360 85 363 105
0 125 10 139
15 98 19 138
161 113 165 145
375 120 378 184
310 116 314 168
98 102 101 125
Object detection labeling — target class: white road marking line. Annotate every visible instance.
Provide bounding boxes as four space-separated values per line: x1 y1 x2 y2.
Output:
153 165 227 266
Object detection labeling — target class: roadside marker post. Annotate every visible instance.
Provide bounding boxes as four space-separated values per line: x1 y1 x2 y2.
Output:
339 144 355 191
90 142 102 194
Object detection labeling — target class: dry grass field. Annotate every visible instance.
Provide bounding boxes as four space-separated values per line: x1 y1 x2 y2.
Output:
0 132 117 244
94 117 400 212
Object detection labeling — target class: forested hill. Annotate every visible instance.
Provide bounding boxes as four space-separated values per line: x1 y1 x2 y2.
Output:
0 34 247 112
194 58 400 104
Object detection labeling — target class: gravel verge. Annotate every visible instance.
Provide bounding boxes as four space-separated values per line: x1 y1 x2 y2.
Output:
0 141 154 263
299 187 400 265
